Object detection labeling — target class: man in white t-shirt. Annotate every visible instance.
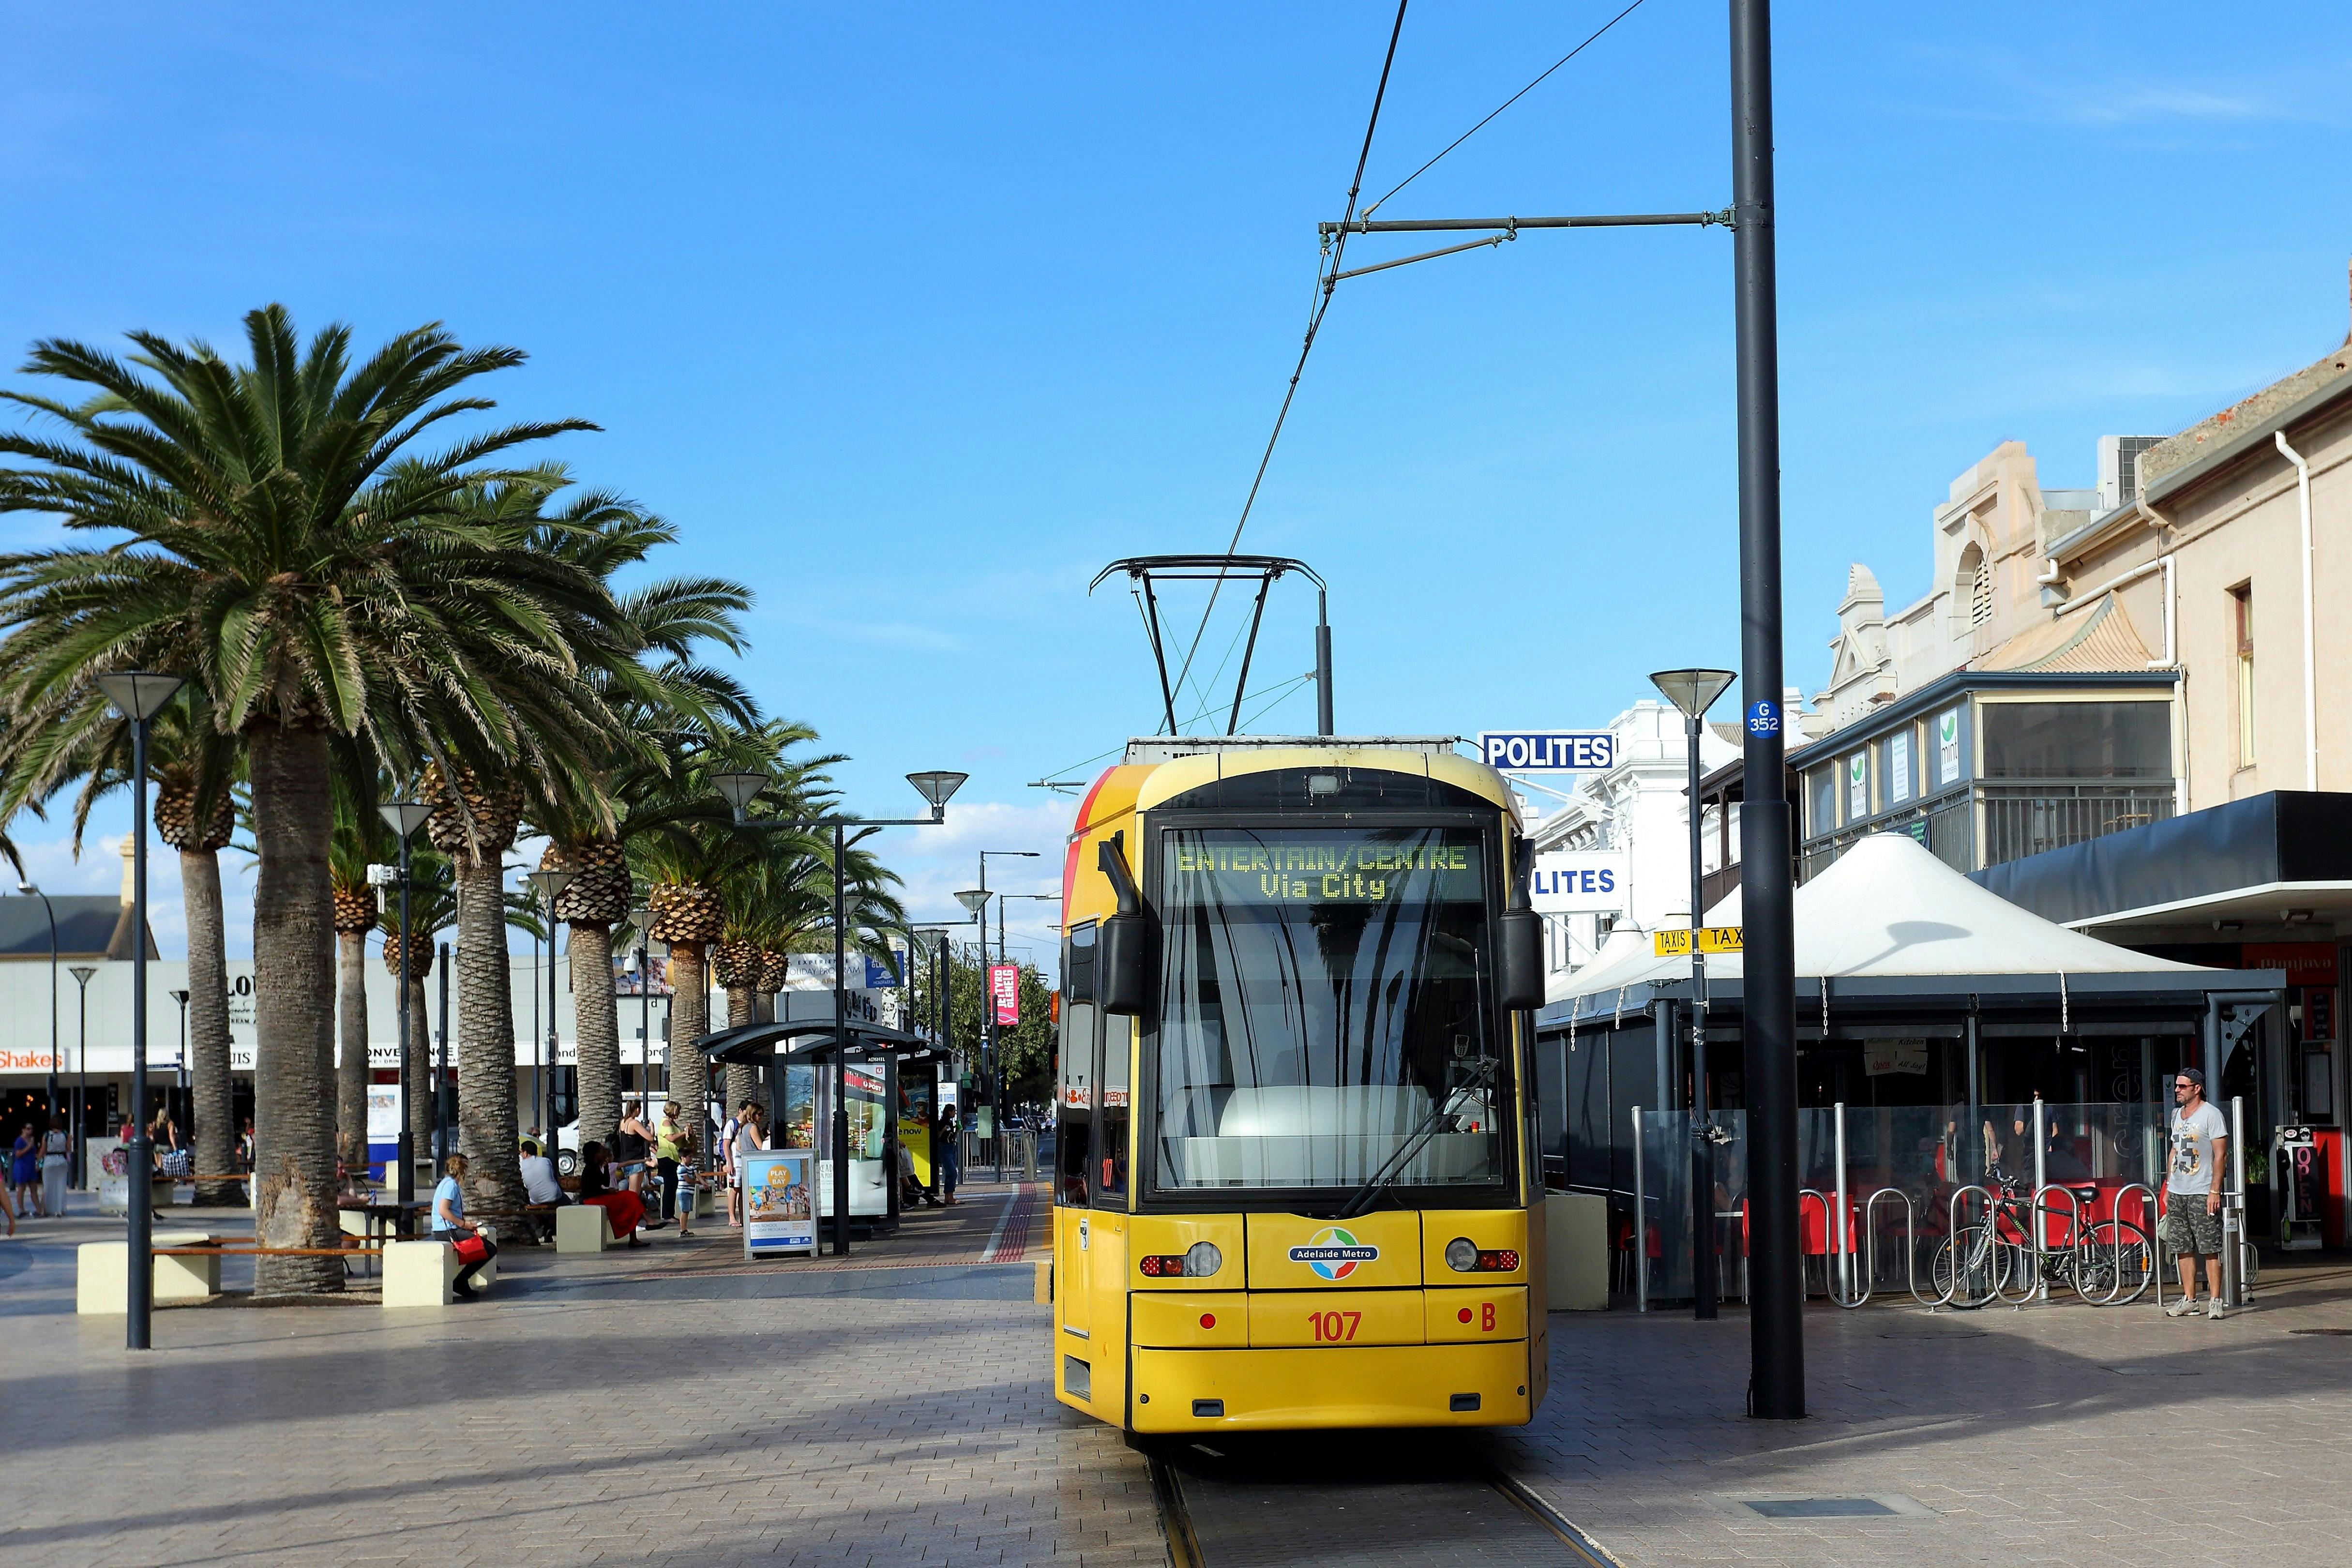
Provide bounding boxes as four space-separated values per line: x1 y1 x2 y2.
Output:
2161 1067 2231 1319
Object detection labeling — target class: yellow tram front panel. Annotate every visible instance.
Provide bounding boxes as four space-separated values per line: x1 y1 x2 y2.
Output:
1422 1285 1528 1343
1243 1211 1422 1290
1131 1289 1248 1347
1125 1213 1246 1289
1245 1288 1422 1347
1130 1342 1532 1432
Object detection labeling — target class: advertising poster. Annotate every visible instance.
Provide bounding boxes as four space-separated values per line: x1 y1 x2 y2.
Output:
743 1149 819 1259
989 962 1021 1026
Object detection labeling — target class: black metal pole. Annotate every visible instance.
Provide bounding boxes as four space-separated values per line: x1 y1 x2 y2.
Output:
436 941 451 1176
1688 709 1718 1321
127 715 153 1351
1315 588 1334 736
395 834 414 1211
1731 0 1802 1420
831 821 851 1256
547 910 561 1157
37 892 57 1128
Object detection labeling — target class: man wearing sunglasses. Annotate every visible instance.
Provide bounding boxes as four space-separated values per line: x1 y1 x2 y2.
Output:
2161 1068 2231 1319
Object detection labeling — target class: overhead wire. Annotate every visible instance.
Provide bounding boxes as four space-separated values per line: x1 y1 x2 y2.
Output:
1360 0 1653 220
1033 670 1319 791
1165 0 1410 715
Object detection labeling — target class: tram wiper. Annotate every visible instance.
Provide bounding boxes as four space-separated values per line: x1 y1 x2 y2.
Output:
1329 1058 1497 1221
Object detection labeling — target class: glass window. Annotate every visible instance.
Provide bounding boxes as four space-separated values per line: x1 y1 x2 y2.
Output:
1056 924 1096 1207
1803 766 1837 839
1153 826 1504 1193
1884 728 1914 805
1980 702 2171 779
2233 584 2255 768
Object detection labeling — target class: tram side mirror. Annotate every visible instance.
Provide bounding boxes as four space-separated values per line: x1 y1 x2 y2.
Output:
1099 913 1154 1017
1498 909 1544 1012
1098 832 1154 1017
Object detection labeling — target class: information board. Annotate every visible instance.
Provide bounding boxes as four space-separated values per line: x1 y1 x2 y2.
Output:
743 1149 819 1259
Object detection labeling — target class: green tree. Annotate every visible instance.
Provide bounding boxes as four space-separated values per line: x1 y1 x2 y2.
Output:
0 306 628 1292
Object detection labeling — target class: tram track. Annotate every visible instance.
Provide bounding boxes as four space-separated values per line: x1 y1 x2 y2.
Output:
1146 1435 1618 1568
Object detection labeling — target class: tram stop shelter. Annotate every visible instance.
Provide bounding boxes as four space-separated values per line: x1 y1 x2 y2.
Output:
701 1018 949 1245
1536 832 2284 1301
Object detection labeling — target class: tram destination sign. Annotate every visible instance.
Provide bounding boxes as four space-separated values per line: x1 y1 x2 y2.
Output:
1477 731 1615 772
1167 836 1485 905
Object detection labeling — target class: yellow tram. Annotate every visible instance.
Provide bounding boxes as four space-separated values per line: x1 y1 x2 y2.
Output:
1049 736 1551 1433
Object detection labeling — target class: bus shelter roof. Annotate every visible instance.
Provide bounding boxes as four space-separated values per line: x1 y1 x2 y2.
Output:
699 1018 940 1065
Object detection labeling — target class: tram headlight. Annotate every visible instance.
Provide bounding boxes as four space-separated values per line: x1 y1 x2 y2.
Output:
1446 1236 1478 1273
1182 1241 1223 1278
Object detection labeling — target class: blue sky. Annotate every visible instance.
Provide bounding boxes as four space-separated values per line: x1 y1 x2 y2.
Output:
4 2 2349 960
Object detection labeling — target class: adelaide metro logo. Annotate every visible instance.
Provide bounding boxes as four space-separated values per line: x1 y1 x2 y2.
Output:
1288 1226 1379 1281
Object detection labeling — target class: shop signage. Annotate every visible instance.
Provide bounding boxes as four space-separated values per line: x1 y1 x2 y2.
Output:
1864 1039 1929 1076
1529 851 1628 914
1936 708 1961 786
1653 926 1742 957
1477 731 1616 772
989 963 1021 1026
743 1148 818 1259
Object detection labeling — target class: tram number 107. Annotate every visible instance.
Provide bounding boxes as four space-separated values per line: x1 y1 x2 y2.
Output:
1307 1310 1362 1343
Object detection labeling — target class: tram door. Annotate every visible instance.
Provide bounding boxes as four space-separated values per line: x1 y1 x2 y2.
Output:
1057 924 1100 1352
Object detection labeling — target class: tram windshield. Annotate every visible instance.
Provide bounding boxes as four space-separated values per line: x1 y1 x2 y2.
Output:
1153 825 1505 1192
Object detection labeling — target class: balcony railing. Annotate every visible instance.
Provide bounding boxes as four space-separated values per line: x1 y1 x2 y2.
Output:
1794 780 2174 882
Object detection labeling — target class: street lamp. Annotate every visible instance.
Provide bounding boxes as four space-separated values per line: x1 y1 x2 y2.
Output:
96 668 184 1352
623 905 657 1109
377 797 434 1212
15 881 59 1131
710 765 966 1255
908 924 957 1204
70 964 97 1188
169 989 191 1095
972 851 1039 1183
526 867 576 1160
1651 666 1736 1323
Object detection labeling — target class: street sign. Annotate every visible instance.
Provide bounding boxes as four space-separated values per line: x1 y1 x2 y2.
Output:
1477 731 1616 772
988 962 1021 1026
1745 698 1779 737
1653 926 1744 957
1529 851 1628 915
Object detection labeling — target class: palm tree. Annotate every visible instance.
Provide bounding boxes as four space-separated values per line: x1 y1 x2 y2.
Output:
378 851 455 1164
1 691 243 1203
329 778 387 1175
0 307 627 1295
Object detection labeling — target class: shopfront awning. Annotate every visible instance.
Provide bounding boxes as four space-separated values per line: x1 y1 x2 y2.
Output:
699 1019 943 1065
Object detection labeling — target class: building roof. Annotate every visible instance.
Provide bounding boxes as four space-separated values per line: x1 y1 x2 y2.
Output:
1971 592 2154 675
0 895 134 960
2140 333 2352 507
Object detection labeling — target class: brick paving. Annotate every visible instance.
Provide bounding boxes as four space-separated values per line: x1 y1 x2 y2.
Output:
0 1180 1151 1568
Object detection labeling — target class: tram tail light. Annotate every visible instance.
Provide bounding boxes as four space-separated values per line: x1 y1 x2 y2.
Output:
1139 1241 1224 1278
1445 1237 1519 1273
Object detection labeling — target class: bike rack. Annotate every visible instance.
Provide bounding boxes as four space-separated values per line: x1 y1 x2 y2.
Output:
1798 1188 1849 1303
2120 1181 2161 1311
2025 1184 2087 1306
1933 1183 1997 1311
1823 1186 1921 1311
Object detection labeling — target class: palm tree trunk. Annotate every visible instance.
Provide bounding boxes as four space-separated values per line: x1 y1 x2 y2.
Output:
571 923 621 1155
723 985 758 1115
668 943 710 1171
183 848 237 1206
454 852 530 1240
336 930 369 1174
246 724 343 1295
405 973 433 1163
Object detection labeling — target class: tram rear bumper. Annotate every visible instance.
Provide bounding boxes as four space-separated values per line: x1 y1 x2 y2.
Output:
1131 1342 1532 1432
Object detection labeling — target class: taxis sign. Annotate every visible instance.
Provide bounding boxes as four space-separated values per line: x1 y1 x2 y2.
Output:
1653 926 1743 957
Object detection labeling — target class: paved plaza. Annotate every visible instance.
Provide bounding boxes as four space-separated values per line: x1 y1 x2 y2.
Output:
6 1193 2352 1567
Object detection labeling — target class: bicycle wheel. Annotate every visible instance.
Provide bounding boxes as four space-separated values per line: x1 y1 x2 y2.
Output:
1930 1226 2010 1307
2078 1220 2153 1305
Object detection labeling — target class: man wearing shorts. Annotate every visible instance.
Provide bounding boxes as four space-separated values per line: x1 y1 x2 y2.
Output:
2162 1067 2231 1319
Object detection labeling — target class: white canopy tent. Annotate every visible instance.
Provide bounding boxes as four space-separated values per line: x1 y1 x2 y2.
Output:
1559 832 2209 1006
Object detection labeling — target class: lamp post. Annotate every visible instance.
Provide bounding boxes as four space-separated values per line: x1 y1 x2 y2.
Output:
624 906 655 1108
999 892 1061 1142
1651 668 1737 1322
526 868 576 1159
70 964 97 1187
96 668 184 1352
378 799 434 1210
169 989 190 1099
15 883 60 1128
909 926 955 1203
970 849 1039 1183
709 766 967 1256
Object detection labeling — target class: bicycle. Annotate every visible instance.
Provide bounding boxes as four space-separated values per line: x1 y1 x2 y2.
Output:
1930 1170 2154 1308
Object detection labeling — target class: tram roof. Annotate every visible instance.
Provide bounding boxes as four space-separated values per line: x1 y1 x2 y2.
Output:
1120 735 1462 764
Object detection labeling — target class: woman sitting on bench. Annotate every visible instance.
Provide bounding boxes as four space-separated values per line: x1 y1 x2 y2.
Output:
578 1143 650 1248
432 1154 498 1299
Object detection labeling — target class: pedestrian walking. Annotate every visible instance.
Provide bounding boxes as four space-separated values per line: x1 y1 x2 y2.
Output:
614 1101 654 1210
2162 1067 2232 1319
11 1121 41 1218
719 1103 744 1226
937 1104 960 1206
42 1116 70 1218
655 1100 695 1237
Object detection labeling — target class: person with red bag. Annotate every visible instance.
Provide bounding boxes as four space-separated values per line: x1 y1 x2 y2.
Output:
432 1153 499 1299
577 1142 650 1248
